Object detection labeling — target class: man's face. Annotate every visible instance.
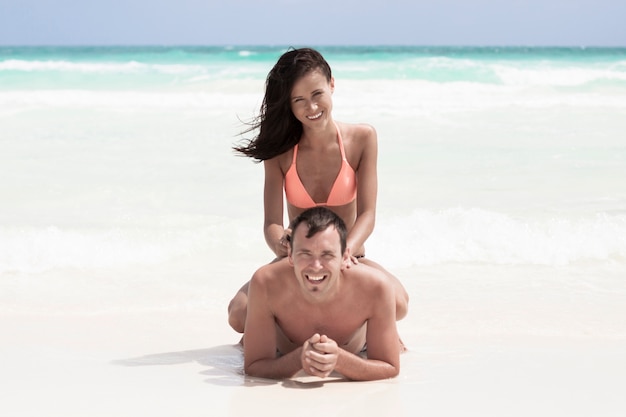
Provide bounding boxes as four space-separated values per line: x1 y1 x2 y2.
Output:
288 225 348 297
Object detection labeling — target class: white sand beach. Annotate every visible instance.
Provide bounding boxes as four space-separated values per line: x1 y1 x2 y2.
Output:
2 262 625 416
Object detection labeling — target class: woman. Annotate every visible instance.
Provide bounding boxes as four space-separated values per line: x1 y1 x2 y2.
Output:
228 48 408 333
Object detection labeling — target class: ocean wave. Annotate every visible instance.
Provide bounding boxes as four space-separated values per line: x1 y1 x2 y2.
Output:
0 89 260 110
3 209 624 274
332 56 626 87
0 222 267 275
2 83 624 114
0 59 206 74
0 227 195 274
0 59 268 88
2 56 626 88
368 208 626 267
493 64 626 87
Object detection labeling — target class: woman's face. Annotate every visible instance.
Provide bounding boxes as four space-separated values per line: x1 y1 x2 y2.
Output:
290 69 335 128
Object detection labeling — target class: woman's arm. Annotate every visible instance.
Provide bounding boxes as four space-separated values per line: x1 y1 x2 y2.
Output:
263 158 289 258
346 124 378 257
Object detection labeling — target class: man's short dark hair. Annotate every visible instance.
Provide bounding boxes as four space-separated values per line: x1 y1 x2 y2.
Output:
288 207 347 254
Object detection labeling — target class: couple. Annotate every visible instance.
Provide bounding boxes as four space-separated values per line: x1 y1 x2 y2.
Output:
228 48 409 381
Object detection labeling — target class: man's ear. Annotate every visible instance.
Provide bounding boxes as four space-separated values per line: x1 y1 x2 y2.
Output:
342 247 351 269
287 245 294 266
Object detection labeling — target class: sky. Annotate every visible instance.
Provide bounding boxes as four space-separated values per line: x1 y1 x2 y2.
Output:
0 0 625 46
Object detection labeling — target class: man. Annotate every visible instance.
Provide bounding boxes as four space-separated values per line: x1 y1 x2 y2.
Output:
243 207 401 381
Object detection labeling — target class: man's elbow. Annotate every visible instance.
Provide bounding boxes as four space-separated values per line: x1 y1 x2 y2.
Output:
243 362 285 380
380 356 401 380
374 364 400 381
377 361 400 380
243 360 261 378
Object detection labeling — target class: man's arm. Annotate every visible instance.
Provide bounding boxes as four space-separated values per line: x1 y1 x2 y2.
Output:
305 280 400 381
243 269 303 379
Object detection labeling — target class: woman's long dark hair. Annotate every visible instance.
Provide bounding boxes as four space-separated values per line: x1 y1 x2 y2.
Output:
233 48 332 162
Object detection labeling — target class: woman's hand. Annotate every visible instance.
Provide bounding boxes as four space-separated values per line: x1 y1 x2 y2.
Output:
275 228 292 258
343 254 360 269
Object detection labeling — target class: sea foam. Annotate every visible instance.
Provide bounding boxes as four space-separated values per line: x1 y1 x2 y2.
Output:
369 209 626 268
1 209 624 274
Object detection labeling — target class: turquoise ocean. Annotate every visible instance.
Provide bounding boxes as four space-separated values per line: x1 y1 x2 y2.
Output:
1 46 626 316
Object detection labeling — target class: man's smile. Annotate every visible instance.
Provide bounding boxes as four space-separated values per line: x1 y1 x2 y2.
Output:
306 273 327 283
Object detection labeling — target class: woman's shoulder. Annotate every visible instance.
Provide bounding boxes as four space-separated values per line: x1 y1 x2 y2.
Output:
335 121 377 161
264 147 295 173
336 121 377 152
336 121 377 140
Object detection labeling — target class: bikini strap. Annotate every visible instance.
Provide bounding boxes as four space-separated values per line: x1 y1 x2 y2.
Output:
334 122 348 161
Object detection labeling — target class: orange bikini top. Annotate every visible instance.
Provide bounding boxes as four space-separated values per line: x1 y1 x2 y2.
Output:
285 124 357 208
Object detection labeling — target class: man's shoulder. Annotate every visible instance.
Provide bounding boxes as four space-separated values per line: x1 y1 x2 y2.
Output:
251 258 293 285
343 264 390 294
